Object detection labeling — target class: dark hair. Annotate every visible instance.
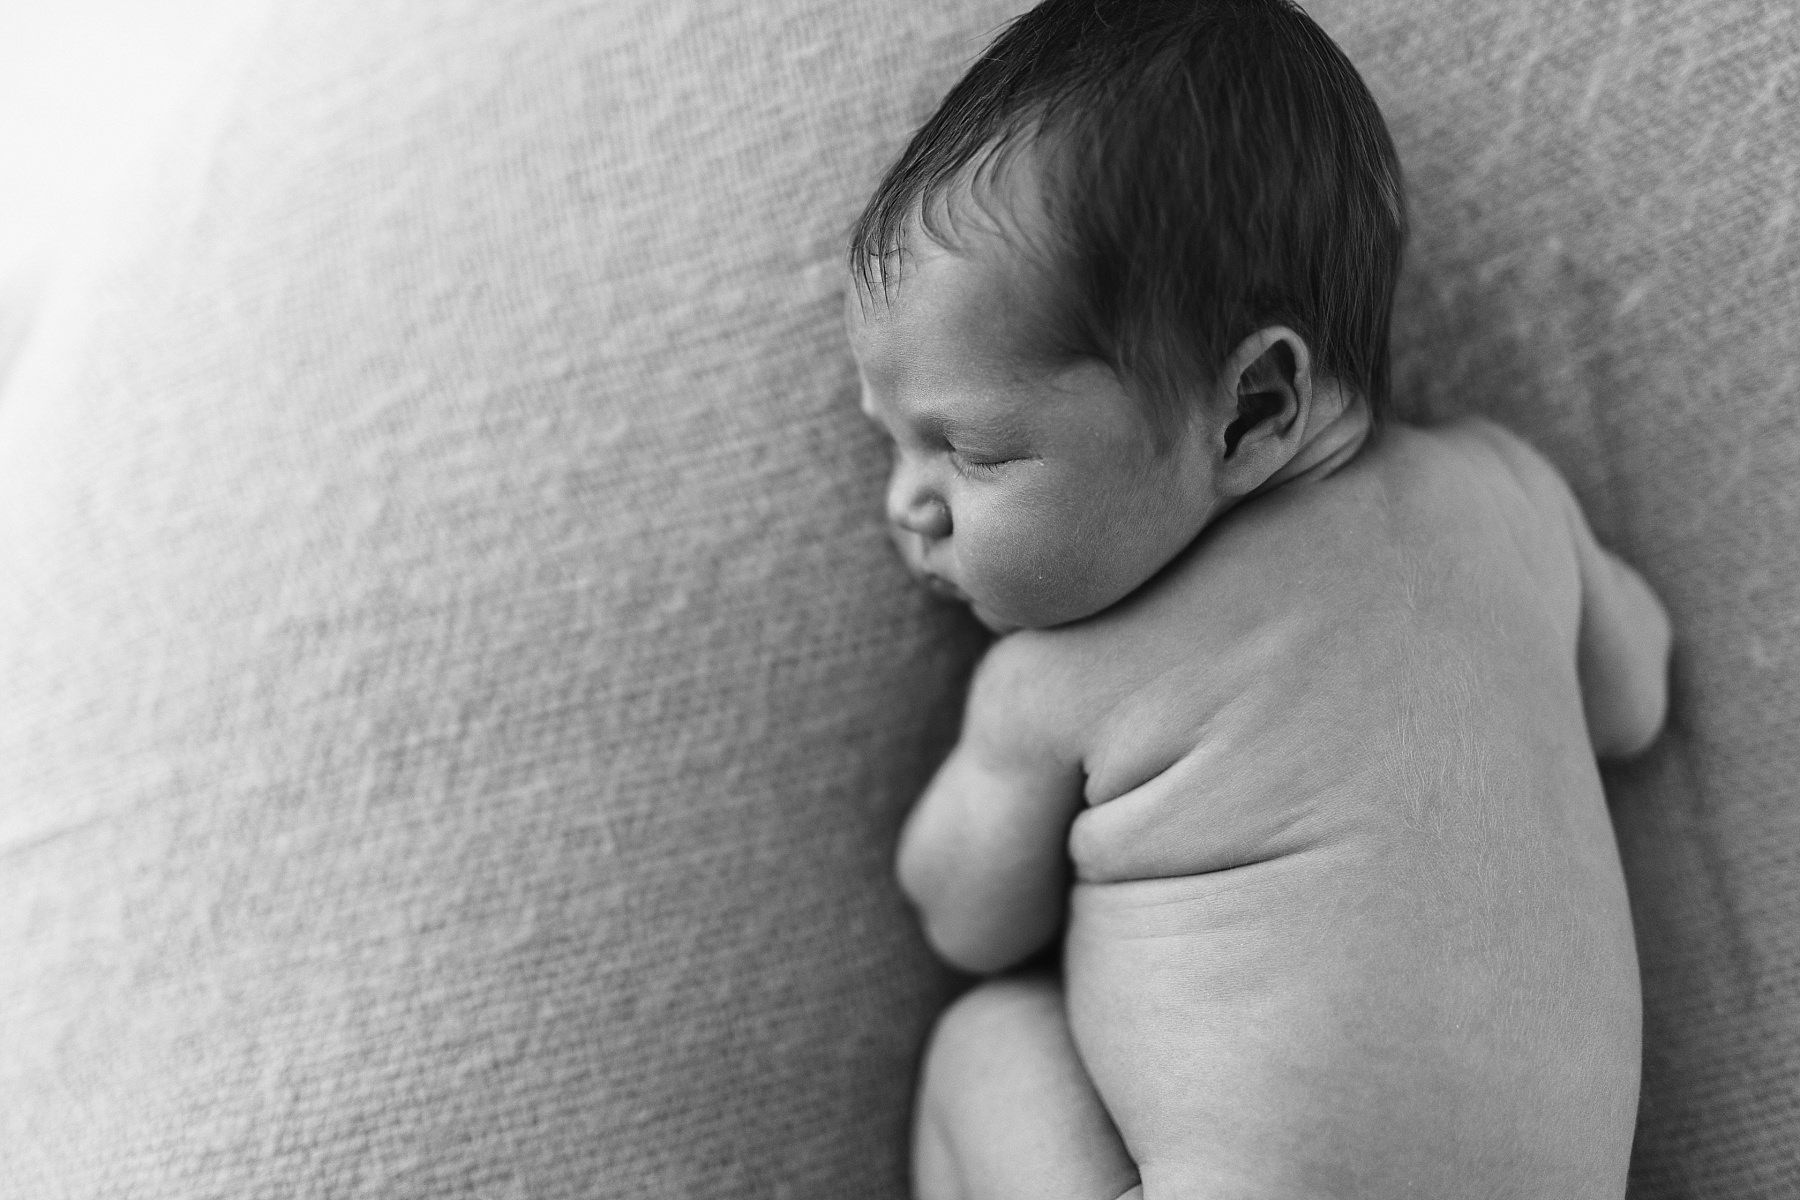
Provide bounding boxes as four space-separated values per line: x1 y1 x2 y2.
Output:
849 0 1407 435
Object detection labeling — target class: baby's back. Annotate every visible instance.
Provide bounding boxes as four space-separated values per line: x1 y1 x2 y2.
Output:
1028 420 1641 1197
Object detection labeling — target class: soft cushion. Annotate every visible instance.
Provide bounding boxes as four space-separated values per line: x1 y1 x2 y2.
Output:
0 0 1007 1193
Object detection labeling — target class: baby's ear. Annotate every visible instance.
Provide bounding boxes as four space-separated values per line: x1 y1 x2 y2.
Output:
1215 326 1312 495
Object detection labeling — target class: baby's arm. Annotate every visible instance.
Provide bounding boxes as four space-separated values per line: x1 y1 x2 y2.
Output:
1473 418 1672 759
896 636 1086 974
1570 510 1672 759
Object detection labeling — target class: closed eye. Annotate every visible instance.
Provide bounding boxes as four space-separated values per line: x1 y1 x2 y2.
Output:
950 451 1019 476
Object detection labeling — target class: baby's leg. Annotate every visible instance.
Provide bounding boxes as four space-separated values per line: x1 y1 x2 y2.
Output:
913 974 1141 1200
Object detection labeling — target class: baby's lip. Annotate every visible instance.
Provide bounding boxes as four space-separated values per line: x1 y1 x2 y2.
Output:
919 572 969 604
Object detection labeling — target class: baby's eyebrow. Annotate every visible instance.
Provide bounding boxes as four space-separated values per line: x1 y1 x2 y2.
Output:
919 411 956 439
875 403 961 447
888 408 957 446
863 378 1029 448
940 410 1033 451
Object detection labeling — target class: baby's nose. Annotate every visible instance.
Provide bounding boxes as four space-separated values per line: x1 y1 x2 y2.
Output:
887 469 951 540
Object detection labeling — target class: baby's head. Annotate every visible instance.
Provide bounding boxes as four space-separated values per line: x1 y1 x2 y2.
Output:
847 0 1406 632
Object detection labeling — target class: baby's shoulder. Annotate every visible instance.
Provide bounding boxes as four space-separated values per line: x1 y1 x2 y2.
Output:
959 623 1130 760
972 589 1212 747
1386 416 1578 514
977 619 1129 706
1336 417 1581 551
1352 416 1589 607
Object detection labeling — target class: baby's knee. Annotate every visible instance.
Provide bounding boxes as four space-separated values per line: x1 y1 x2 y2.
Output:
935 974 1062 1041
923 975 1064 1085
916 977 1141 1200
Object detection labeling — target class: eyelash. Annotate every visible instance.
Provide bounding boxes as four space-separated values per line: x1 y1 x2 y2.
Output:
950 452 1010 477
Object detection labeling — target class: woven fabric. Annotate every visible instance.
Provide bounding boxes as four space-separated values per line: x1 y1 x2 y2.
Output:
1 0 1796 1195
0 0 1011 1194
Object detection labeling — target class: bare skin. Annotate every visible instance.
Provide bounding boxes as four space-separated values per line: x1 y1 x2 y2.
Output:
851 214 1671 1198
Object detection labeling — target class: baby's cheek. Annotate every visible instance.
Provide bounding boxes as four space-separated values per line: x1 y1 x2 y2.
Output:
950 525 1041 623
967 525 1111 629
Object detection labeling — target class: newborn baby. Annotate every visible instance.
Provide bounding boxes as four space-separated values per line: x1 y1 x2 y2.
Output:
846 2 1672 1197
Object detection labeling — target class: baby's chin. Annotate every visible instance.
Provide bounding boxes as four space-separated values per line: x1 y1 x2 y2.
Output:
968 604 1021 636
950 583 1082 635
914 564 1126 633
914 571 1020 634
962 583 1133 634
